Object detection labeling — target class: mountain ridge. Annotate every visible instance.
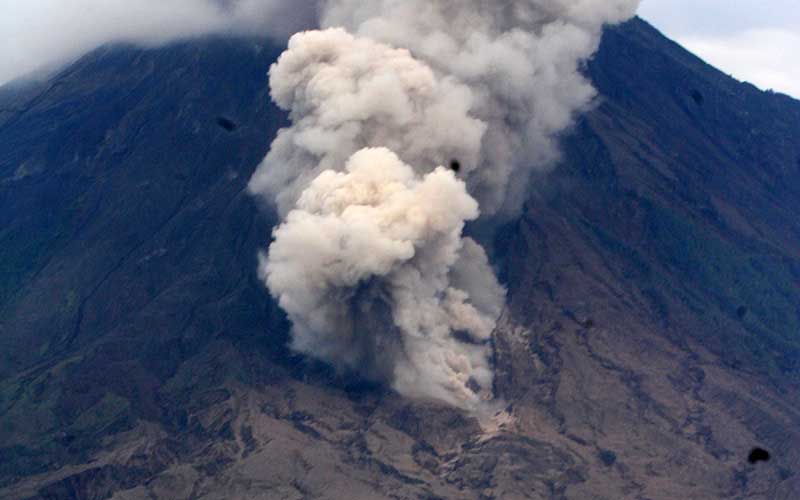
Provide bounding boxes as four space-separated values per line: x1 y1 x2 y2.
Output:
1 17 800 499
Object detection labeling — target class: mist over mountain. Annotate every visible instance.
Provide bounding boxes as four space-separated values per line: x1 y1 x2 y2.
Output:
1 16 800 500
0 0 318 86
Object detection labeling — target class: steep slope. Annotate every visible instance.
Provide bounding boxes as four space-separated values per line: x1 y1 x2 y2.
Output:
1 18 800 499
0 37 293 491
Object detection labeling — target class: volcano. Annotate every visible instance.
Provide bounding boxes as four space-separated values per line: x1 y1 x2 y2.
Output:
1 18 800 500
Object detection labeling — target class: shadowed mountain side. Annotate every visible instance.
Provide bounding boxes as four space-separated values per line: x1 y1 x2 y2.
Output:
1 18 800 500
0 37 296 486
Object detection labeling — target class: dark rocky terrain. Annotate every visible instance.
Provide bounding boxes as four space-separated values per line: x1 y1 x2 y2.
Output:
1 18 800 499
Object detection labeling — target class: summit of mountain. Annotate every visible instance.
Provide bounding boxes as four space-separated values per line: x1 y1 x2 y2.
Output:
1 17 799 499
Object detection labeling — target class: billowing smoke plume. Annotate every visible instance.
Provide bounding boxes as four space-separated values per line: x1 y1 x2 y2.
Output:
263 148 504 407
319 0 640 213
249 0 639 410
248 28 486 215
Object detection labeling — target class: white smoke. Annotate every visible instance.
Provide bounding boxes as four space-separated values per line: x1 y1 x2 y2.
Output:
320 0 641 213
248 28 486 215
249 0 640 410
263 147 503 408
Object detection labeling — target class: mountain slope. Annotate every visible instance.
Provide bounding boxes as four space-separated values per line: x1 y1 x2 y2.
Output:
1 18 800 499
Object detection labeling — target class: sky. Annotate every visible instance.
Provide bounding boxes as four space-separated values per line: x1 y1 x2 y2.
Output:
639 0 800 97
0 1 797 98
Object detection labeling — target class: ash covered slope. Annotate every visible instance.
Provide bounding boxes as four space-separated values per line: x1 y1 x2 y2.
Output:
2 18 800 500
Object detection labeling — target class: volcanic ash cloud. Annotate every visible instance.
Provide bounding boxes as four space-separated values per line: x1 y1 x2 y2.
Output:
249 1 640 410
262 147 503 408
248 28 487 217
320 0 641 214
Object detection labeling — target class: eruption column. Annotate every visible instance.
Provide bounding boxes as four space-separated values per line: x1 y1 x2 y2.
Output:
249 0 640 410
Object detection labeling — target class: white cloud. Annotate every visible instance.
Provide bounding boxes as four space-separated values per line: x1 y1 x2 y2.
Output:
638 0 800 36
0 0 317 86
3 0 797 100
639 0 800 98
679 29 800 98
